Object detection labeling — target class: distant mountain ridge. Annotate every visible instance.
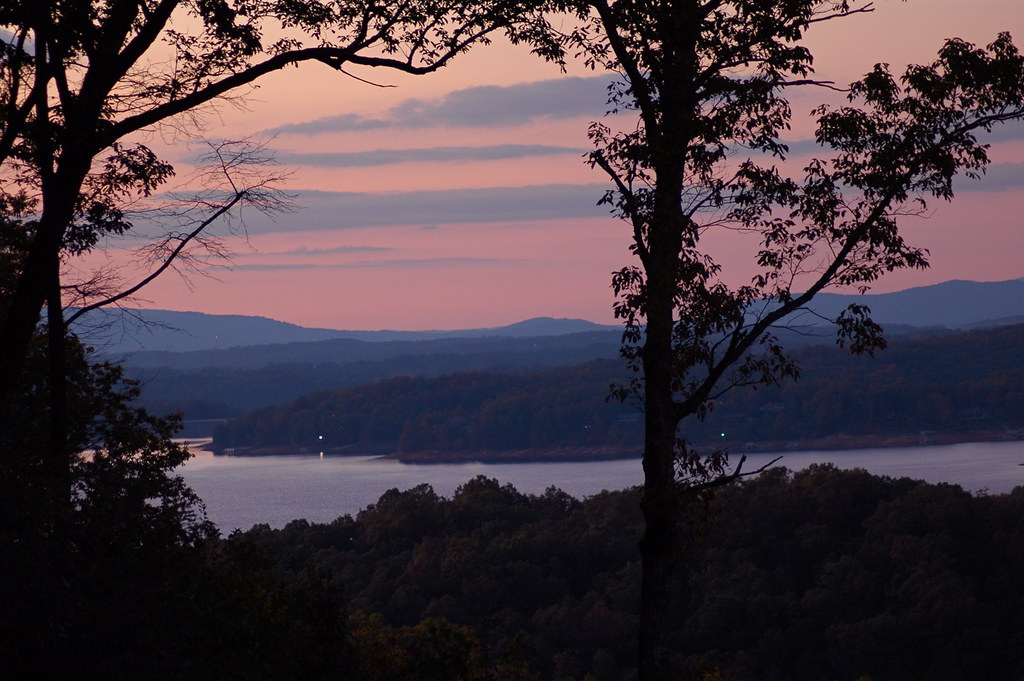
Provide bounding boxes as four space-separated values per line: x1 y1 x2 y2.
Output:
804 278 1024 329
114 277 1024 425
125 330 622 372
75 277 1024 358
75 308 617 357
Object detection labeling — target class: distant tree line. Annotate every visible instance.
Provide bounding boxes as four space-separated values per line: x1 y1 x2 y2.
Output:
693 323 1024 445
133 336 619 417
211 324 1024 454
211 361 641 453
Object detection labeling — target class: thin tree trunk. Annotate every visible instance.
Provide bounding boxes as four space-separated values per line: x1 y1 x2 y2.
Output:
45 242 69 531
0 227 52 403
638 438 680 681
0 151 90 420
636 233 683 681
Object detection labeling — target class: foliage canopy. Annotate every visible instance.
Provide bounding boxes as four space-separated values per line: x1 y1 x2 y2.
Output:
544 2 1024 679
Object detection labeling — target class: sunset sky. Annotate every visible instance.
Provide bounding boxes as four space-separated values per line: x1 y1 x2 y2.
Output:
86 0 1024 331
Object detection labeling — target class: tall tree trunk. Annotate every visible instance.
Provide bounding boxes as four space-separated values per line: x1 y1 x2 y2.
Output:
0 215 52 407
45 242 69 531
637 415 681 681
637 210 684 681
0 155 89 421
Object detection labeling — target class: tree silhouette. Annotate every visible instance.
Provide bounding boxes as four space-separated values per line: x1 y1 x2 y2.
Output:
0 0 563 530
549 1 1024 678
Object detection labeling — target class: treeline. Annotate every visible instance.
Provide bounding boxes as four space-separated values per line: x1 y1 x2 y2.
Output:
212 324 1024 454
126 330 622 373
133 324 939 421
132 334 620 414
220 467 1024 681
21 464 1024 679
211 361 640 453
692 322 1024 444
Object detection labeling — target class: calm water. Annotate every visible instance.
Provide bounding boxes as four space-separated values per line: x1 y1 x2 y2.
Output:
179 441 1024 532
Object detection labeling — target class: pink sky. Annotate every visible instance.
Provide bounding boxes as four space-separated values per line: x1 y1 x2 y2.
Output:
87 0 1024 330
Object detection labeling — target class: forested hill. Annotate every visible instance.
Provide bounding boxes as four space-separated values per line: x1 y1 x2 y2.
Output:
244 468 1024 681
133 330 623 417
125 280 1024 421
211 360 641 456
131 324 920 418
126 328 622 371
211 323 1024 457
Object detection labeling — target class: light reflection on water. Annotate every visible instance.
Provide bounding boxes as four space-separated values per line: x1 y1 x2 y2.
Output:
178 441 1024 532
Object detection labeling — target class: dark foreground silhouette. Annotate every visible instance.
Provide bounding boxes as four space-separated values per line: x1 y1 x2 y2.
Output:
10 464 1021 681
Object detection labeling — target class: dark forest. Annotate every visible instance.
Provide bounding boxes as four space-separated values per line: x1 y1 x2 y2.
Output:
14 466 1021 680
210 323 1024 456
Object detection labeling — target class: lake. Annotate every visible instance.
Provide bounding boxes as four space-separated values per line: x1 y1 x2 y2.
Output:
179 440 1024 532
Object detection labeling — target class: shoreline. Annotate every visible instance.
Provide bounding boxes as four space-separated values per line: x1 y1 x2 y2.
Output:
202 427 1023 464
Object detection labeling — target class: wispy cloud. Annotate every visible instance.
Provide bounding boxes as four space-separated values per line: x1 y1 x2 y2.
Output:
342 257 514 269
766 121 1024 159
269 76 614 135
275 144 585 168
230 257 512 272
957 161 1024 192
232 184 611 234
229 263 321 271
263 245 394 256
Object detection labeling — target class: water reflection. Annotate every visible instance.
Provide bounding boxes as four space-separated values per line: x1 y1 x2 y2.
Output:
180 441 1024 531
